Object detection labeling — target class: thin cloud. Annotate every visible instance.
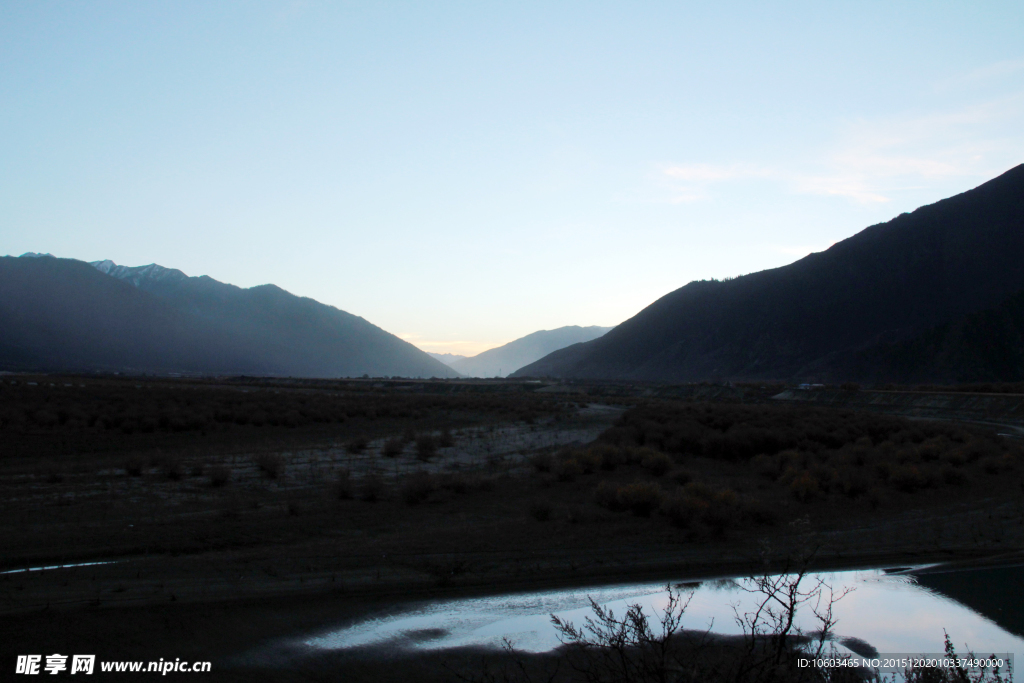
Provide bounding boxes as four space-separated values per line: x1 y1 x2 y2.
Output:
658 94 1024 206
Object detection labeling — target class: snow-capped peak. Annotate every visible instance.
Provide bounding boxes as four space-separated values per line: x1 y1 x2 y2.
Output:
89 260 189 288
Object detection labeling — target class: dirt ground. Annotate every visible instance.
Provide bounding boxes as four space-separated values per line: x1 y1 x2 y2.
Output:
2 376 1023 681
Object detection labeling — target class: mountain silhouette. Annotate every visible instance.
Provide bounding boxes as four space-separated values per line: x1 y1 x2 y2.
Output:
0 255 459 378
514 164 1024 383
450 326 613 378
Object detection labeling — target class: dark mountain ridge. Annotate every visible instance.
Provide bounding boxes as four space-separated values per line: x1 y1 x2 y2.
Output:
515 164 1024 382
0 256 458 378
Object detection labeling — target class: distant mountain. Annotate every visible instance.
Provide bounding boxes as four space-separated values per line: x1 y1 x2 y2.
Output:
514 164 1024 383
451 326 613 378
0 255 459 378
428 352 468 367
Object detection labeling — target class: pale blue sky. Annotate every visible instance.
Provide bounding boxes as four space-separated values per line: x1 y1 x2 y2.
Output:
3 1 1023 354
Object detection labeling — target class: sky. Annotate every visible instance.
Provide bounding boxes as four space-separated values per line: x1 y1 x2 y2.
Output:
2 2 1023 355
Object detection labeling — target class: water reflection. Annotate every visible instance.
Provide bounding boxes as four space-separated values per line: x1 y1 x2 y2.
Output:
306 560 1024 662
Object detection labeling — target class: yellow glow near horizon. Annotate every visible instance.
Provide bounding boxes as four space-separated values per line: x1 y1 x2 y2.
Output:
399 335 510 357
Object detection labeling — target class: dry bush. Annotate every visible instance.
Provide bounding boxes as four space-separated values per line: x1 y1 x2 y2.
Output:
381 438 404 458
833 467 868 497
889 464 932 492
663 483 741 532
741 498 778 525
165 461 183 481
401 471 436 505
661 491 709 528
335 469 353 499
941 464 967 485
669 468 693 485
437 429 455 448
588 443 624 470
189 464 204 477
594 481 620 510
359 473 385 502
528 452 553 473
124 457 144 477
616 481 664 517
641 450 673 476
788 471 820 502
208 465 230 487
981 454 1013 474
576 448 603 474
415 435 437 461
751 453 779 478
346 437 368 454
553 456 584 482
255 453 284 479
528 500 553 521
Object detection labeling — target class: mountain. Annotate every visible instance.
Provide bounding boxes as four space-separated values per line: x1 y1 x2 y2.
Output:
514 164 1024 383
451 326 613 378
837 288 1024 384
0 255 459 378
428 352 468 367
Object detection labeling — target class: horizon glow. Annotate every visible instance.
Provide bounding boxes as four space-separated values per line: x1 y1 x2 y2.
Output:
2 2 1022 355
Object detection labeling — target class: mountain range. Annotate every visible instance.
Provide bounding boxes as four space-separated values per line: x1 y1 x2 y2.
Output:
0 255 458 378
515 164 1024 384
432 326 613 378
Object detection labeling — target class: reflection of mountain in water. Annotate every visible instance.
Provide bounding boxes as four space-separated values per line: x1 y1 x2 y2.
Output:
911 563 1024 640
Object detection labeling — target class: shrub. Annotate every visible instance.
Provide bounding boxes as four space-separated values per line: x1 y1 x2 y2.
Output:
346 437 368 454
594 481 620 510
617 482 663 517
576 449 603 474
189 464 204 477
382 438 404 458
591 444 624 470
669 468 692 486
980 455 1012 475
663 486 740 532
124 457 144 477
335 469 353 499
941 464 967 485
942 449 968 467
741 498 778 526
208 465 230 487
437 429 455 448
359 473 386 502
528 501 553 521
553 457 584 482
682 481 715 500
415 435 437 461
704 489 739 532
835 468 868 498
165 461 183 481
401 471 436 505
255 453 284 479
641 450 673 476
890 464 930 492
750 453 778 479
661 492 708 528
788 472 819 502
529 452 553 472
